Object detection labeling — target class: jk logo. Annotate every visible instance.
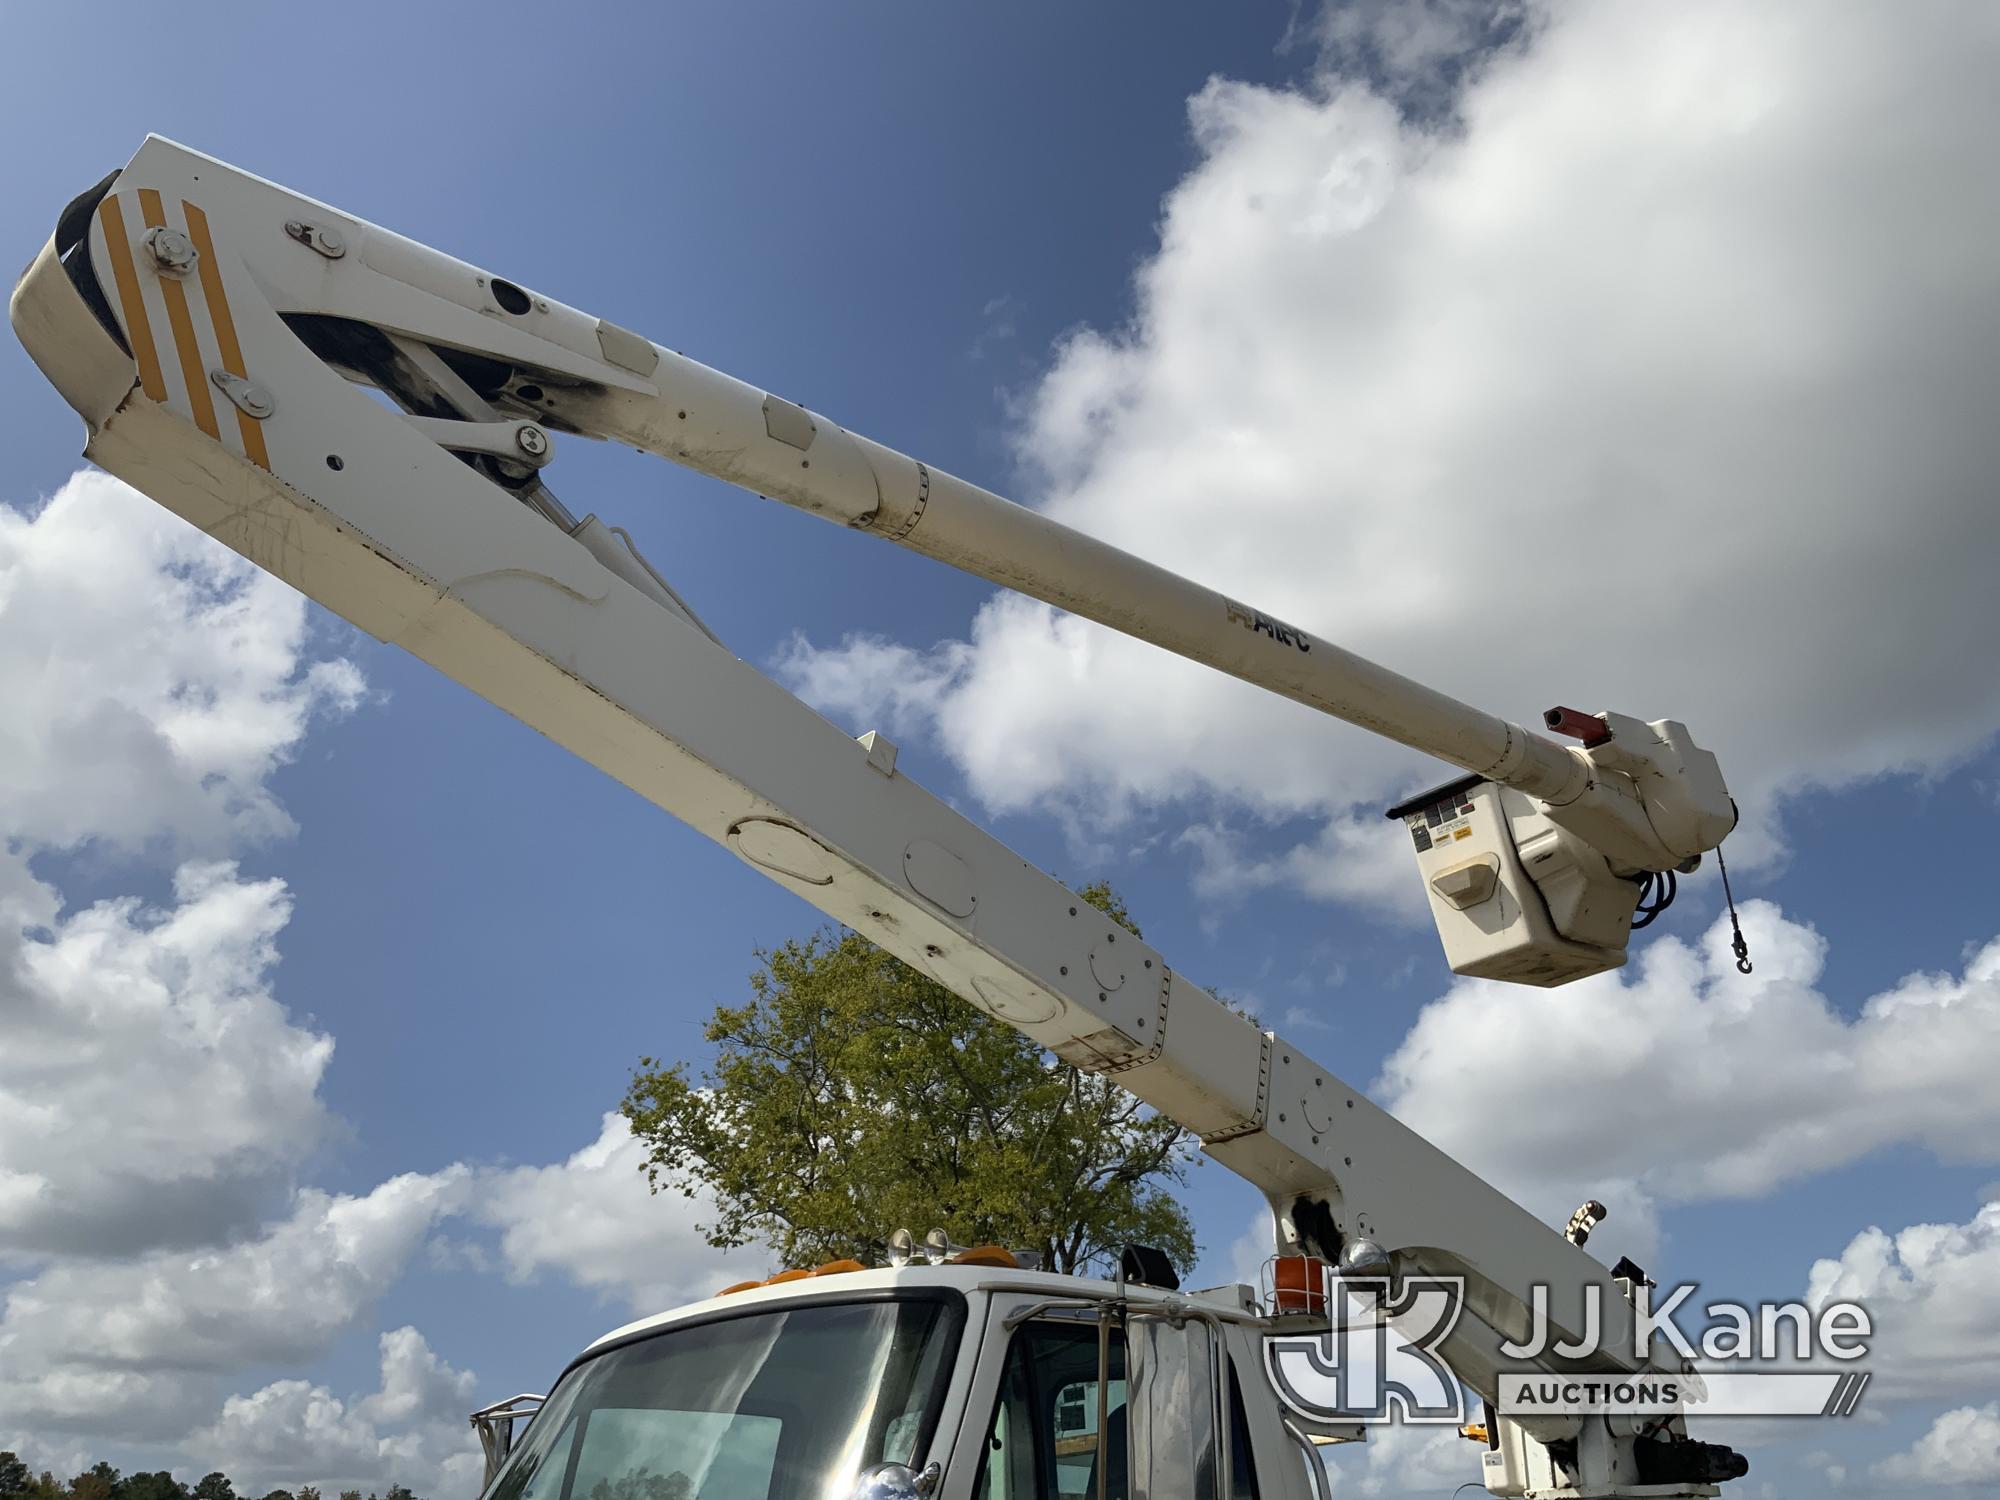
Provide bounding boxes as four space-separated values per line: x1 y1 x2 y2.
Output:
1264 1276 1467 1425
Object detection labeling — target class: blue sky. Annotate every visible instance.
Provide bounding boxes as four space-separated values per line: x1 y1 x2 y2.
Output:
4 3 2000 1496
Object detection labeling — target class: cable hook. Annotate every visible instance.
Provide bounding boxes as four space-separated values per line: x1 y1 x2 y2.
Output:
1715 843 1753 974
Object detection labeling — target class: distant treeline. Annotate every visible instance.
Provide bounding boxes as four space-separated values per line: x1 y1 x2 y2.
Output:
0 1455 422 1500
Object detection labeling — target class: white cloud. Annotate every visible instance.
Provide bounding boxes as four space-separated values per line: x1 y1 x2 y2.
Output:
1305 0 1530 117
192 1326 483 1498
0 859 335 1259
1319 1419 1470 1495
1226 1210 1275 1290
1802 1450 1848 1490
0 1169 465 1440
0 1107 735 1474
1809 1204 2000 1405
1178 815 1426 922
357 1325 478 1429
970 294 1022 362
0 467 678 1481
1875 1402 2000 1487
0 471 731 1468
0 1437 95 1489
1375 904 2000 1251
0 1111 750 1481
0 470 362 855
0 460 407 1468
0 469 368 1263
473 1112 762 1314
781 0 2000 896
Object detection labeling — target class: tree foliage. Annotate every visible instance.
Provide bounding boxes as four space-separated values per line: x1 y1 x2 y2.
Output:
588 1471 690 1500
622 883 1198 1276
0 1460 418 1500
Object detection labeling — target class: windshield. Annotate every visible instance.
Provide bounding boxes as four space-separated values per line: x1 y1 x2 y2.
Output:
484 1295 963 1500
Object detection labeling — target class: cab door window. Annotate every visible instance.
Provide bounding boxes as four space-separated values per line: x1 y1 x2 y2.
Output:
976 1321 1127 1499
1226 1364 1260 1500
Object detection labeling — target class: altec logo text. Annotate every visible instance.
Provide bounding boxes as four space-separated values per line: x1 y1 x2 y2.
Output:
1264 1274 1874 1425
1223 598 1312 652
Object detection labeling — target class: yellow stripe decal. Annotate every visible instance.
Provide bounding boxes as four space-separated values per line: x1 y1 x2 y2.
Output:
182 201 270 471
138 187 222 442
95 194 167 402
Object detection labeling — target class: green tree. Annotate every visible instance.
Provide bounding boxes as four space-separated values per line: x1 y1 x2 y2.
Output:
258 1490 296 1500
623 883 1197 1275
589 1470 689 1500
296 1487 320 1500
190 1475 235 1500
0 1454 29 1500
338 1490 362 1500
117 1473 186 1500
71 1466 118 1500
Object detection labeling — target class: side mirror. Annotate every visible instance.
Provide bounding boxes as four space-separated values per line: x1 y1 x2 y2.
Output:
848 1461 940 1500
468 1393 545 1488
1128 1314 1223 1500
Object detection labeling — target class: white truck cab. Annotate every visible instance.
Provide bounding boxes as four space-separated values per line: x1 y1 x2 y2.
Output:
474 1262 1353 1500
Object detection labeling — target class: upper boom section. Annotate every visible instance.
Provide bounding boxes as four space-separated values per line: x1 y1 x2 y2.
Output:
566 335 1735 886
20 138 1733 990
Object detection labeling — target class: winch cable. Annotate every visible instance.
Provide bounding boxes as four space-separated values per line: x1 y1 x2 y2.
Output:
1715 842 1753 974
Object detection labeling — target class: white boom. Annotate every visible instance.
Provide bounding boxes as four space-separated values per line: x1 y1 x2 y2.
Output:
13 137 1745 1496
